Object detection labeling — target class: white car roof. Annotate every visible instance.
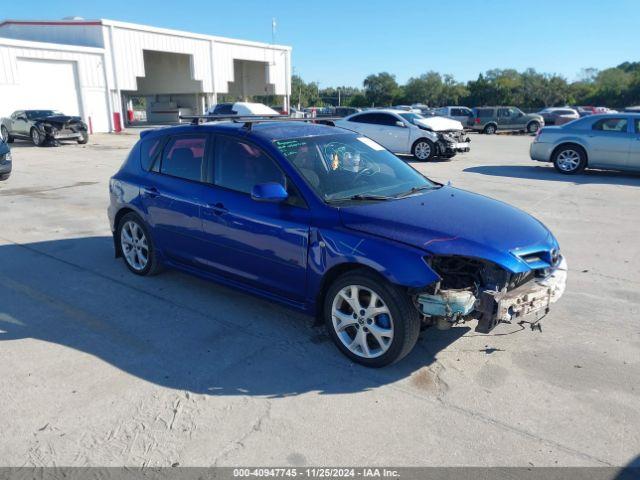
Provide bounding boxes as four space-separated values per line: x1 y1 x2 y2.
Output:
232 102 279 115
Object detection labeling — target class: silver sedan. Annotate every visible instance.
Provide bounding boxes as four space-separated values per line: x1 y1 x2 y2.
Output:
530 113 640 174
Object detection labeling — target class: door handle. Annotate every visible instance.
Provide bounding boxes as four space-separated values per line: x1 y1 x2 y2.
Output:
208 202 228 216
142 186 159 198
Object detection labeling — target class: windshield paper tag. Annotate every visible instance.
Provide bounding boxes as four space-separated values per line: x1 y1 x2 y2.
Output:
357 137 385 151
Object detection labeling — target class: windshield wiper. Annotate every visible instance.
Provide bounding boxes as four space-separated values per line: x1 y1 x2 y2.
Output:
327 193 393 203
348 194 393 201
393 185 435 198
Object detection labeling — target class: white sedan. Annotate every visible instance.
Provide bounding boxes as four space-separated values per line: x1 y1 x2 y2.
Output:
335 109 470 161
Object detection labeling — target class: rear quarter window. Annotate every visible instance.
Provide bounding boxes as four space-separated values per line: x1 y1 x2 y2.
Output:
140 136 163 171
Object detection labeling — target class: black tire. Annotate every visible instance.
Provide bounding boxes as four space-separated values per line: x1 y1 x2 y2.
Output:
1 126 12 143
483 124 497 135
116 212 162 276
30 128 44 146
527 121 541 134
323 269 421 367
77 132 89 144
552 144 587 174
411 138 435 161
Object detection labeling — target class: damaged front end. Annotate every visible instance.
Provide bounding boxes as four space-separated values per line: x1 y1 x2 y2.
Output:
434 129 471 157
416 253 567 333
34 115 88 144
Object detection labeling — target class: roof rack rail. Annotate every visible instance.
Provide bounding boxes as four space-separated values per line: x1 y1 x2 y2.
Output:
178 114 341 129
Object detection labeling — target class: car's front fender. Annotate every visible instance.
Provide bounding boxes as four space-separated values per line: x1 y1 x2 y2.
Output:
307 227 440 309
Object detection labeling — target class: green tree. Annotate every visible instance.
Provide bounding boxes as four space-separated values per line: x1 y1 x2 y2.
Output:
363 72 399 106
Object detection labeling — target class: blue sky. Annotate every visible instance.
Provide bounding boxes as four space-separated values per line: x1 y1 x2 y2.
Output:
3 0 639 87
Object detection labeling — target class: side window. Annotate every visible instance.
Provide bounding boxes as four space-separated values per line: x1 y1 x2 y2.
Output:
635 119 640 133
140 136 163 171
349 113 376 124
450 108 462 116
498 108 511 117
215 136 285 194
160 135 207 181
477 109 494 118
378 114 400 126
592 118 628 132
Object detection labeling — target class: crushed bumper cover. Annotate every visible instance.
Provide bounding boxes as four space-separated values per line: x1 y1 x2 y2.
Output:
475 257 568 332
417 257 568 333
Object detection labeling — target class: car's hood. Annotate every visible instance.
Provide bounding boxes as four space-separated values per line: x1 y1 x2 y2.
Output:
34 115 82 124
338 186 558 273
414 116 464 131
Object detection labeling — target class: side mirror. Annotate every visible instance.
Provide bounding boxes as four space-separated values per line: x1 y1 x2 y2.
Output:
395 120 406 128
518 112 524 117
251 182 288 203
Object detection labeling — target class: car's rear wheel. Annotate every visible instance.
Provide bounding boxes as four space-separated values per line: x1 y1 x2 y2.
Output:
1 126 12 143
77 132 89 144
30 128 44 146
553 145 586 174
483 124 497 134
324 270 420 367
412 138 435 161
527 121 541 134
117 212 161 276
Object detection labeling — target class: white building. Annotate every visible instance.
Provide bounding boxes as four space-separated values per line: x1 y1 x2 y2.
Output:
0 19 292 132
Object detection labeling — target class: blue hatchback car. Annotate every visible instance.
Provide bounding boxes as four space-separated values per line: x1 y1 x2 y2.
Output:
108 118 567 367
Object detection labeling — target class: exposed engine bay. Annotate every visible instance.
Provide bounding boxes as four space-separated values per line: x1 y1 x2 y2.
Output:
417 254 567 333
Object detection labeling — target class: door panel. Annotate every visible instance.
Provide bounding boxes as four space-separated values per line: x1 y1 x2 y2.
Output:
141 134 211 266
588 117 631 168
200 135 310 301
627 119 640 170
373 114 410 153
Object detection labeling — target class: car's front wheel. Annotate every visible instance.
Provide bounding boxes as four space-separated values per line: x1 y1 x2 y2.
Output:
77 132 89 144
412 138 435 161
116 212 161 276
31 128 44 146
324 270 421 367
553 144 586 174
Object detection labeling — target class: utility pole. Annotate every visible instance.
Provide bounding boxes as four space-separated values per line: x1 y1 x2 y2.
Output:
338 87 341 107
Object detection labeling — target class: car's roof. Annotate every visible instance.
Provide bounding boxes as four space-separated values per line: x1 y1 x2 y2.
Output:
354 109 408 115
141 120 349 142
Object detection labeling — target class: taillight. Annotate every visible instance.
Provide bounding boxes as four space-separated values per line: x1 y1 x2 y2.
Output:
475 118 481 124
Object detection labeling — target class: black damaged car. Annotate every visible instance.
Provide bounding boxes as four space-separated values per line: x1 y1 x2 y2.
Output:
0 138 11 181
1 110 89 146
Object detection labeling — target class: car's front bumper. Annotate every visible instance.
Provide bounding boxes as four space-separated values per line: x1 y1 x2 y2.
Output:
0 152 12 180
475 257 567 332
418 257 568 333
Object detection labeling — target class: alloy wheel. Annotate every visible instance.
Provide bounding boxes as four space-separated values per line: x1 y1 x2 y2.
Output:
31 129 41 145
414 141 431 160
120 220 149 271
331 285 394 359
556 149 581 172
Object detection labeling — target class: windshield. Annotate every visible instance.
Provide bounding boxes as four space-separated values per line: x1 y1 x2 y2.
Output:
26 110 63 119
274 134 436 202
399 112 424 125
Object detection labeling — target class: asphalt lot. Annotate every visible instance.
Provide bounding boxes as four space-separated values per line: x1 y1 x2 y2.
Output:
0 131 638 467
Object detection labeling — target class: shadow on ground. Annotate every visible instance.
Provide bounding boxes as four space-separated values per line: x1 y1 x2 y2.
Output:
463 165 640 187
0 236 468 397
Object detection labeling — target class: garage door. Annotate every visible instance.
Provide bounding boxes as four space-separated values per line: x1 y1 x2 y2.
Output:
16 58 81 116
